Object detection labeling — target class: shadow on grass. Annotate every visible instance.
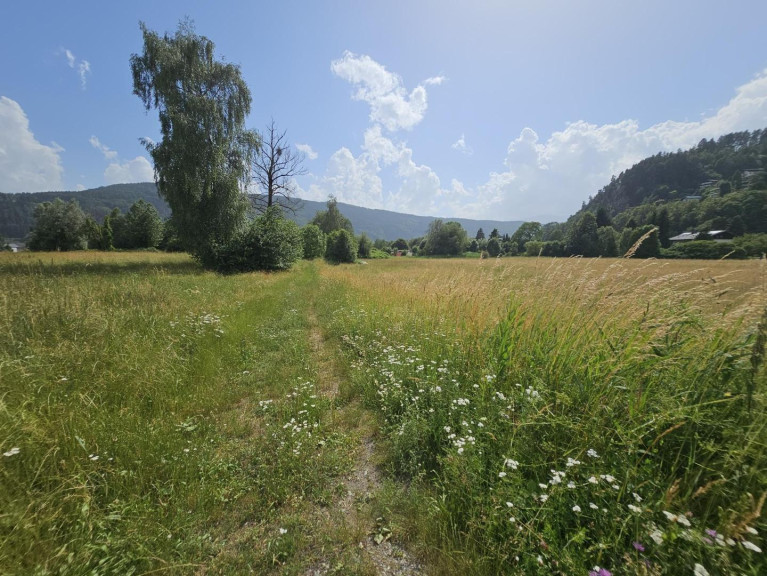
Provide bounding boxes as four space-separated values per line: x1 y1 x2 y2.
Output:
0 258 205 277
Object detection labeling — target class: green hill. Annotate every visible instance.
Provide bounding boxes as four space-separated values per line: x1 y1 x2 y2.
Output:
576 128 767 236
0 184 522 241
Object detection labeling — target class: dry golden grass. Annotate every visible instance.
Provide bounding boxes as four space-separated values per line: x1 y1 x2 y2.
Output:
322 257 766 336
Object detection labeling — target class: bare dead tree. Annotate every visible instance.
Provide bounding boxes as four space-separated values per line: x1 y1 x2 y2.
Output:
250 119 307 214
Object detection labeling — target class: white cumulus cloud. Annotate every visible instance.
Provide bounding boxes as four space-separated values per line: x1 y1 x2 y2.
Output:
104 156 154 185
450 68 767 221
90 135 154 184
296 143 318 160
0 96 64 192
331 51 432 132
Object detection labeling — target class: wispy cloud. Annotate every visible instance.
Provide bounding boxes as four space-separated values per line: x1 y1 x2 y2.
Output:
451 134 473 156
59 48 91 89
78 61 91 89
424 76 446 86
89 135 117 160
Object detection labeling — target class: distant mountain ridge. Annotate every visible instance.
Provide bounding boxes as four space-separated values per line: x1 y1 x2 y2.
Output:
0 184 523 240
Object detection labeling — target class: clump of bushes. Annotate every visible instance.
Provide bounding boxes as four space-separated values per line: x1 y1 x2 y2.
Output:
209 207 303 273
301 224 326 260
325 229 357 263
663 240 747 259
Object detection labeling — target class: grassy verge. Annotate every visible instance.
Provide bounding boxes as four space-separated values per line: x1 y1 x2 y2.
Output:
0 253 354 574
320 257 767 575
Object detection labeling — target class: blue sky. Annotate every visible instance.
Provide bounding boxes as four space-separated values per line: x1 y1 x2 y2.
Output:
1 0 766 222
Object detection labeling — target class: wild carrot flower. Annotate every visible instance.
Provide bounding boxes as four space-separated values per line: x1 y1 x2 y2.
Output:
3 447 20 457
742 540 762 553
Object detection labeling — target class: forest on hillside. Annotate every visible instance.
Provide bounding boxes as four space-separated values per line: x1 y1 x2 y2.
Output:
580 128 767 236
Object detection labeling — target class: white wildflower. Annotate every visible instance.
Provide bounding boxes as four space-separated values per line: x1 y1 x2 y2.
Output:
741 540 762 553
504 458 519 470
3 447 20 457
589 502 599 510
693 563 710 576
628 504 641 513
572 505 581 513
587 448 599 458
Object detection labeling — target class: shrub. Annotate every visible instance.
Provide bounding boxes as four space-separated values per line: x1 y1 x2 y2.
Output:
664 240 747 260
732 233 767 258
325 229 357 263
525 240 566 257
210 207 303 272
357 233 372 258
301 224 326 260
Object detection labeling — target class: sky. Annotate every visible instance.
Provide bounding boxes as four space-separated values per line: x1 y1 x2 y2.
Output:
1 0 766 223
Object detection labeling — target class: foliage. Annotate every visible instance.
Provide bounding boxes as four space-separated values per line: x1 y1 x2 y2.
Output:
732 233 767 258
325 229 357 263
664 240 747 260
0 183 169 240
357 232 372 258
368 247 391 259
423 219 468 256
597 225 619 257
301 224 326 260
620 225 661 258
584 129 767 217
525 240 566 257
131 20 258 260
124 199 163 248
475 227 485 240
158 217 185 252
251 120 306 214
310 197 354 235
486 237 501 257
211 207 303 272
391 238 409 251
566 211 600 256
509 221 542 253
28 198 88 251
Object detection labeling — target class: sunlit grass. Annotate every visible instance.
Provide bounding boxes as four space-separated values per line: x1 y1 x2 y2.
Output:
320 256 767 575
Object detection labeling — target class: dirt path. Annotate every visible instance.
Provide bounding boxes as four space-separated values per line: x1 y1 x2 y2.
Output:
305 308 422 576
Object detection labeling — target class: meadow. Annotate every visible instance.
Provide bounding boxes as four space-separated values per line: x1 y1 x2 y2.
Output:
1 252 765 575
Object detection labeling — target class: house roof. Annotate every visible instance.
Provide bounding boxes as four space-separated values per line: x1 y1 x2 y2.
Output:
669 230 732 242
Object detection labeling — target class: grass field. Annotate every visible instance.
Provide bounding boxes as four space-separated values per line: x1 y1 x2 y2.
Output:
1 252 765 575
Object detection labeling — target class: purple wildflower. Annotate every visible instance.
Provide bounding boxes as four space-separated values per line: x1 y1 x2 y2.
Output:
705 529 717 538
633 541 645 552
